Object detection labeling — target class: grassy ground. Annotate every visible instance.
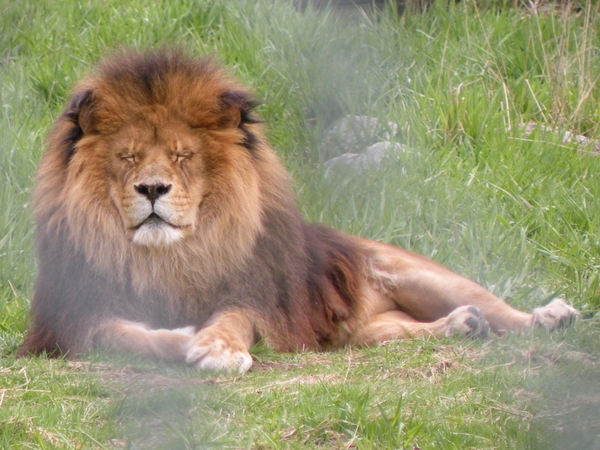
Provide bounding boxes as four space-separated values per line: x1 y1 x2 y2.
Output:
1 0 600 448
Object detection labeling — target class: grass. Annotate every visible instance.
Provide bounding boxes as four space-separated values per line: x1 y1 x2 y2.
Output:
1 0 600 448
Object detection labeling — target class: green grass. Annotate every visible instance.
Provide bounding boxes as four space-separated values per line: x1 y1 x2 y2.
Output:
2 0 600 448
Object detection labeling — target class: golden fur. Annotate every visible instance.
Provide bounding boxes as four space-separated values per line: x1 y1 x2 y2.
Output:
21 50 578 373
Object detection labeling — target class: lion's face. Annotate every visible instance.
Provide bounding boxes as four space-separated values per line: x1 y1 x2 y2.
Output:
105 118 207 247
36 52 280 284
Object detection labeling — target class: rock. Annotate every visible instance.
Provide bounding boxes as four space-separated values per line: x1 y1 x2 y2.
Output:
520 122 600 154
324 141 406 171
321 115 399 160
294 0 433 16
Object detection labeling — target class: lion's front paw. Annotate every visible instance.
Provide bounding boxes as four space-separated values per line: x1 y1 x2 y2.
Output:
533 298 579 330
445 305 490 338
185 333 252 374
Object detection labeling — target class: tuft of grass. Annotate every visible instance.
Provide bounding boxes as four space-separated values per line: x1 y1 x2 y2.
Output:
1 0 599 448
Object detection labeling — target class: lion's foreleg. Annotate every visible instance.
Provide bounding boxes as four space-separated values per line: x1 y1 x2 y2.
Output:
92 320 196 363
186 311 255 374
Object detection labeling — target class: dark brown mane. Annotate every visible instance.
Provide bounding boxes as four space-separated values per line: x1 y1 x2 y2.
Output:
303 225 363 348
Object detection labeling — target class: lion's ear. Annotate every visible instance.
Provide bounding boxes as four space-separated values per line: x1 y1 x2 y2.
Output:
220 90 261 129
64 89 98 135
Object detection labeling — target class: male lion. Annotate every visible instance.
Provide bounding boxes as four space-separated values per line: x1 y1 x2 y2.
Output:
21 50 578 373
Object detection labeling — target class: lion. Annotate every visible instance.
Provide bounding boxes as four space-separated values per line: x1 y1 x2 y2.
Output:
20 50 578 373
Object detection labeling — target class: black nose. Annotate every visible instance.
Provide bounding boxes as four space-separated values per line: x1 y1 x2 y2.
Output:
135 183 172 203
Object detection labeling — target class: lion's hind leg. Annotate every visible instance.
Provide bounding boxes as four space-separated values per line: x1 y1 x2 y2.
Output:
350 306 490 347
356 237 578 336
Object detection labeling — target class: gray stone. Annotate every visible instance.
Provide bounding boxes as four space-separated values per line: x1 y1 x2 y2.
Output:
321 115 399 159
324 141 406 171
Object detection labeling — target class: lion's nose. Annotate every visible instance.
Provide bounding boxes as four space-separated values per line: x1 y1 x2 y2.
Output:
135 183 172 203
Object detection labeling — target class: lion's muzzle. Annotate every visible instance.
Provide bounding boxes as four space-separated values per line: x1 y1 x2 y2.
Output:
129 180 188 247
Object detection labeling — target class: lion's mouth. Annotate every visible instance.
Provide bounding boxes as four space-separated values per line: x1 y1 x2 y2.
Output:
131 212 189 247
135 213 177 229
134 213 192 230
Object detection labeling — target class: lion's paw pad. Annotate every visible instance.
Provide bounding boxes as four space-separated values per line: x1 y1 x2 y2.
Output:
186 338 252 374
446 305 490 338
533 298 579 330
